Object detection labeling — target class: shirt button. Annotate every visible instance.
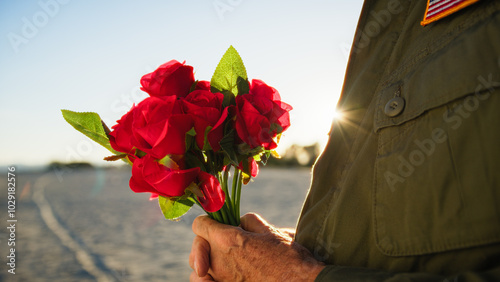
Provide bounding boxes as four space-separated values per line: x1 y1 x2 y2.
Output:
384 97 405 117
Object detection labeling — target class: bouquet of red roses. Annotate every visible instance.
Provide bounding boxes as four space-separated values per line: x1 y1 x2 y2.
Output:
61 46 292 225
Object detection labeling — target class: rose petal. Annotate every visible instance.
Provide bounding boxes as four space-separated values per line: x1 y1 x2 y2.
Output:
152 114 194 158
194 80 211 91
129 155 200 198
207 106 231 151
129 156 157 194
109 105 136 154
196 171 225 212
143 160 200 197
140 60 195 98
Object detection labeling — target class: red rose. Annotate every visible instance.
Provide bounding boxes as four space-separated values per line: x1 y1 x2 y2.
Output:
130 155 224 212
235 79 292 150
193 80 211 91
182 90 227 151
140 60 195 99
235 98 274 149
130 154 200 198
109 95 194 159
131 96 194 159
249 79 292 130
238 157 259 178
109 104 136 155
196 171 225 212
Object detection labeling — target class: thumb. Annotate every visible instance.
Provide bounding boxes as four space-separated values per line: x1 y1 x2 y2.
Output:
240 213 274 233
189 236 210 277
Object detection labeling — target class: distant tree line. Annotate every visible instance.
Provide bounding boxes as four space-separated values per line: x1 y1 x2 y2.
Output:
266 143 321 167
47 161 94 171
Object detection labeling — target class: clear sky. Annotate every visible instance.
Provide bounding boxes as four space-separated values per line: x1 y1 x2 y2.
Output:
0 0 363 167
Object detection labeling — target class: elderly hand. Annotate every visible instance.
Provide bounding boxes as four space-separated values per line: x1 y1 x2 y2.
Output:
189 213 324 281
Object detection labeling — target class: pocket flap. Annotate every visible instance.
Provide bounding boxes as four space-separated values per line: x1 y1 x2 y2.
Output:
373 8 500 256
374 18 500 132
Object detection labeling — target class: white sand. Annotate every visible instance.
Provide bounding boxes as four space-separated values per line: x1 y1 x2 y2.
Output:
0 167 311 281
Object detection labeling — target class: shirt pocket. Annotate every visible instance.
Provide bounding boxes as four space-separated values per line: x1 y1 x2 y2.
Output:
372 14 500 256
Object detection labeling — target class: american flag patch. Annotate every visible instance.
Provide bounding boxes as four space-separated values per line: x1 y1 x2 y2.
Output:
421 0 480 26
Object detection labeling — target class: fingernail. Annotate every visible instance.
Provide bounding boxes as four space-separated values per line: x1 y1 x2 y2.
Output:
194 261 200 276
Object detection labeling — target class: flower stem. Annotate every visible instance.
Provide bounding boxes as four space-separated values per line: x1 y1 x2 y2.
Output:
192 191 230 224
221 167 234 216
219 204 230 224
231 167 238 210
235 170 243 225
230 167 243 226
213 210 223 222
225 204 237 226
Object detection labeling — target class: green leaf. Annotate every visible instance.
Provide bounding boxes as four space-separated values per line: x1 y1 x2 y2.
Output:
61 110 120 155
219 129 240 165
185 127 197 150
158 155 180 170
236 76 250 95
220 90 236 109
202 126 213 151
255 150 271 165
189 80 200 93
158 196 194 221
184 152 207 172
237 142 264 156
187 127 197 137
211 46 248 98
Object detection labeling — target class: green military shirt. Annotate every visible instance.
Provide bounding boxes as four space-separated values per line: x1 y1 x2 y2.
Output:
295 0 500 280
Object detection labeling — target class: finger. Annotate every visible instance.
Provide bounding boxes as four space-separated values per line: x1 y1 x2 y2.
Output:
192 215 234 240
240 213 274 233
190 271 215 282
189 236 204 268
189 236 211 277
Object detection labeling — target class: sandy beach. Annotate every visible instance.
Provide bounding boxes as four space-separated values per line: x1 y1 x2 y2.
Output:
0 166 311 281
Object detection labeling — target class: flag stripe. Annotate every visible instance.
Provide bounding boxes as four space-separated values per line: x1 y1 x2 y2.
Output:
421 0 480 26
427 0 463 19
427 0 457 14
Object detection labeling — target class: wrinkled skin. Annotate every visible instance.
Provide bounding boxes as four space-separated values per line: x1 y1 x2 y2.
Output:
189 213 324 282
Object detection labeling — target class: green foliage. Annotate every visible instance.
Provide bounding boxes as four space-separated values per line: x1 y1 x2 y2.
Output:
185 127 197 151
236 76 250 95
184 151 207 172
219 129 239 165
203 126 213 151
158 155 180 170
61 110 118 154
211 46 248 100
158 196 195 221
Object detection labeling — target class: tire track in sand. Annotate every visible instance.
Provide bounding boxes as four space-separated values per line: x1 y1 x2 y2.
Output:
33 175 115 282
